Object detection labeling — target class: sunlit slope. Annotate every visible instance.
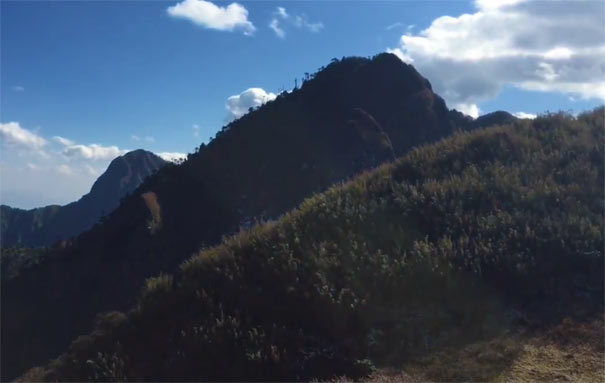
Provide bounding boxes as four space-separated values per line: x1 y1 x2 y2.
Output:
25 109 603 381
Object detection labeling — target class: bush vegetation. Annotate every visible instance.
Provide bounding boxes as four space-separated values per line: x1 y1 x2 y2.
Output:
25 108 603 381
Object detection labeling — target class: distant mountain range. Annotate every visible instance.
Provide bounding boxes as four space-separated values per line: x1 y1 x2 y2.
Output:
2 53 521 380
1 150 167 247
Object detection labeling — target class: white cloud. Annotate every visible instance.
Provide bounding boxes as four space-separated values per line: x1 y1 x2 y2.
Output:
192 124 200 137
145 136 155 143
475 0 526 10
56 164 74 176
12 85 24 92
52 136 75 146
225 88 276 121
386 22 404 31
269 6 323 38
293 15 323 32
157 152 187 162
62 143 126 161
269 18 285 39
388 0 605 109
84 164 102 177
386 47 414 64
131 134 141 141
455 103 481 119
0 122 47 150
513 111 537 119
167 0 255 35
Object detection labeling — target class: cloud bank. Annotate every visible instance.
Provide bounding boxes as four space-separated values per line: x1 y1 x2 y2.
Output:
388 0 605 116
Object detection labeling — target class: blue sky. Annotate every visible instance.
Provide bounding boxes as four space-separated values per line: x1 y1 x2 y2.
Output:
1 0 603 208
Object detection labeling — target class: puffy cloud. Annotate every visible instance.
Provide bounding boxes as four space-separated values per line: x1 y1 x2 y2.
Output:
157 152 187 162
225 88 276 121
0 122 47 150
513 111 537 119
269 6 323 39
388 0 605 110
167 0 255 35
455 103 481 119
54 135 127 161
192 124 200 137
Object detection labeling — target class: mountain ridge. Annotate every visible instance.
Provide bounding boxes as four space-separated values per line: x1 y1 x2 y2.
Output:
2 53 516 380
1 149 167 247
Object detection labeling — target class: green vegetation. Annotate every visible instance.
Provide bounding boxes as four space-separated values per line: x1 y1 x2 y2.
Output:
25 109 603 381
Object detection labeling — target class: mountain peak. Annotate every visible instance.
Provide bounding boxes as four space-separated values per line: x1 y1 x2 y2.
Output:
87 149 166 204
0 149 167 247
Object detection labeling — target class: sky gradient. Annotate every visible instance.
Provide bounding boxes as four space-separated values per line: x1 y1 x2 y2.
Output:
1 0 603 208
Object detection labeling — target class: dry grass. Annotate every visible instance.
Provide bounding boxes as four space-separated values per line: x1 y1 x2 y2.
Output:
495 317 605 382
333 317 604 383
141 191 162 234
498 342 603 382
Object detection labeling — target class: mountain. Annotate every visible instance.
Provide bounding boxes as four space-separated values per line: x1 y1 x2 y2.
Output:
22 109 604 382
1 53 527 380
1 53 472 380
1 149 167 247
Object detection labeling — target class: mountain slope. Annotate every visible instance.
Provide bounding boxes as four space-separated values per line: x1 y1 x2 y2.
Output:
1 53 468 380
0 149 167 247
24 109 604 382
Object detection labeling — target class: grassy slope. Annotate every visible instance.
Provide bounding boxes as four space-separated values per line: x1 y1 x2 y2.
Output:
3 54 459 381
24 109 604 381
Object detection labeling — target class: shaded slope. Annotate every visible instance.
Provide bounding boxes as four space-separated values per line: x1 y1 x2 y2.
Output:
24 109 604 381
0 150 167 247
1 53 461 380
